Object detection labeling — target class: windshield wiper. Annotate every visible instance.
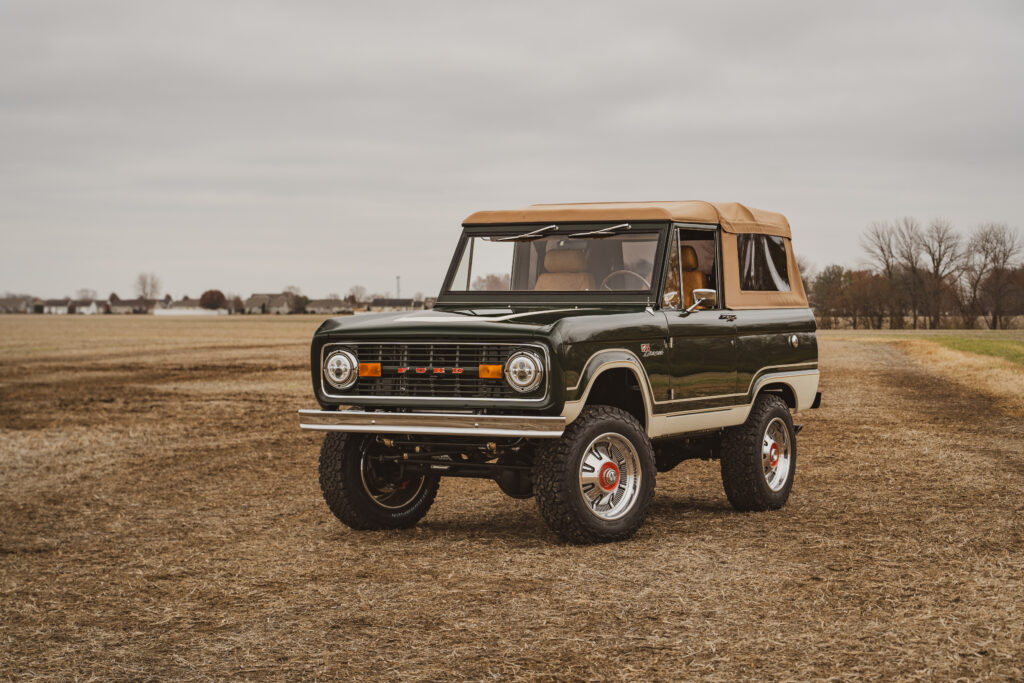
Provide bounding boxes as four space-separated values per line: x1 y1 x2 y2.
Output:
568 223 631 239
494 225 559 242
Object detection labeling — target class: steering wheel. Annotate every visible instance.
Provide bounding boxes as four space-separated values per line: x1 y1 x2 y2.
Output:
601 269 651 291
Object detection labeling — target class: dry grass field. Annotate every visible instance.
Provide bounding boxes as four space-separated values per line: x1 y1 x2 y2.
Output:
2 317 1023 680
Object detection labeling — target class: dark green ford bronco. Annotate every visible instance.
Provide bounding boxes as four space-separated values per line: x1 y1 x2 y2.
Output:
300 201 820 544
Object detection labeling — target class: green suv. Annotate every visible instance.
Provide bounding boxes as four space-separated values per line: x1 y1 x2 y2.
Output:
300 201 820 544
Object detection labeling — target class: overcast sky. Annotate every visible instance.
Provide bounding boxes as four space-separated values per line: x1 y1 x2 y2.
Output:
1 1 1022 300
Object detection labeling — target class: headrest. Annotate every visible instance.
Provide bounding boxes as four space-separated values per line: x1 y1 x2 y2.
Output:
544 249 586 273
680 245 699 270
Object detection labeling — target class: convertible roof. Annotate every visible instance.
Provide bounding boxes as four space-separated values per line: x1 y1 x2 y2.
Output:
463 201 791 238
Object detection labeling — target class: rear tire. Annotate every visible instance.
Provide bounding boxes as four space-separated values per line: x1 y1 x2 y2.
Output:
720 393 796 511
319 433 440 530
533 405 656 544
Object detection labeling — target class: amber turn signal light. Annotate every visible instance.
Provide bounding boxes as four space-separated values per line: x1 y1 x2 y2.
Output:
358 362 381 377
478 364 504 379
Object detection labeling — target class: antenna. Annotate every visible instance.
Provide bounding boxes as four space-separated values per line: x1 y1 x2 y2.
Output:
396 275 400 299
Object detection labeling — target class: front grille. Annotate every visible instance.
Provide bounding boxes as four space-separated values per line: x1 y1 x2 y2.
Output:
323 341 545 400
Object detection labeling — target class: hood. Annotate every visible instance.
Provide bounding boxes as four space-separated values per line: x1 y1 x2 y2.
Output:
314 305 649 340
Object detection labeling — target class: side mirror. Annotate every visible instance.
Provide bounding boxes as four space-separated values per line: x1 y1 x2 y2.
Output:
684 289 716 313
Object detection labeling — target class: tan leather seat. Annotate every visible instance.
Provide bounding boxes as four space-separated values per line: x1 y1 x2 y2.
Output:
680 245 708 307
534 249 596 291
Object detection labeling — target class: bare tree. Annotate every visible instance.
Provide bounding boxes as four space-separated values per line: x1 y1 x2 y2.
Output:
894 218 925 328
810 265 849 329
862 222 899 278
347 285 367 304
861 221 904 327
920 219 962 328
951 227 995 328
283 285 306 313
134 273 161 300
976 224 1023 329
75 288 97 301
846 270 890 329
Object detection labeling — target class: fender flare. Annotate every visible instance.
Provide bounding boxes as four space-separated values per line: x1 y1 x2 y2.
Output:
561 349 654 426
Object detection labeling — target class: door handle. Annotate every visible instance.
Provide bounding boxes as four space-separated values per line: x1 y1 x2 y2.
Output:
719 313 737 322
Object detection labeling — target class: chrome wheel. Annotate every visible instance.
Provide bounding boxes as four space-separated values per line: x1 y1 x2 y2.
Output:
762 417 792 492
578 432 642 521
359 455 426 510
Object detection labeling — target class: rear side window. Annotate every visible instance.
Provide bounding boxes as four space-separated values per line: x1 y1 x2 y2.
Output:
738 234 790 292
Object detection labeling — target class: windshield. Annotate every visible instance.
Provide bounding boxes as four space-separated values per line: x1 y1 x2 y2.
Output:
447 229 661 293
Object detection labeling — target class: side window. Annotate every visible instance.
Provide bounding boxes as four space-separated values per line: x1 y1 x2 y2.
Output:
677 230 718 308
663 229 719 308
661 231 681 309
738 234 790 291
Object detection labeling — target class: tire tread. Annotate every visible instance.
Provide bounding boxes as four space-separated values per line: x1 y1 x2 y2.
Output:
319 432 439 530
533 405 655 544
720 393 794 511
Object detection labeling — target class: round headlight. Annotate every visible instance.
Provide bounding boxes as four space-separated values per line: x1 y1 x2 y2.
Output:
324 349 358 390
504 350 544 393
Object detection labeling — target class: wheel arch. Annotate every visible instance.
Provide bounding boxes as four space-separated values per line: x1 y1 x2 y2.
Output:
756 381 796 409
750 369 819 412
561 351 653 429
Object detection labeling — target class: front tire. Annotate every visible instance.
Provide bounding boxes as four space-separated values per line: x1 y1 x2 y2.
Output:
319 432 440 530
533 405 656 544
720 393 796 511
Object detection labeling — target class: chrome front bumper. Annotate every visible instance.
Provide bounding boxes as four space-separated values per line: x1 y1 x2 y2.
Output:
298 409 566 438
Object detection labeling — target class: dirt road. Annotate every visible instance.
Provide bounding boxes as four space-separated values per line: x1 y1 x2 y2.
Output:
1 318 1022 680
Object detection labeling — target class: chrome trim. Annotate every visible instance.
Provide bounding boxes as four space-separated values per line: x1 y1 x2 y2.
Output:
578 431 642 520
684 289 717 313
323 349 358 390
504 350 544 393
298 409 566 438
318 340 551 404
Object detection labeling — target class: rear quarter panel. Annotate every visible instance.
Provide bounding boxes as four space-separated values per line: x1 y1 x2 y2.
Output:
734 307 818 392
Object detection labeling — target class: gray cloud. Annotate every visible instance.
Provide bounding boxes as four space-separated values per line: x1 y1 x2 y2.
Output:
2 0 1022 299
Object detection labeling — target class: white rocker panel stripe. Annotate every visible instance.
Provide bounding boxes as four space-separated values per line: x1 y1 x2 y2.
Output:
561 368 819 439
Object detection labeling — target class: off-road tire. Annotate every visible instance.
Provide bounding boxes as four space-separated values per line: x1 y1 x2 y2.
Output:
533 405 656 544
720 393 796 511
319 432 440 530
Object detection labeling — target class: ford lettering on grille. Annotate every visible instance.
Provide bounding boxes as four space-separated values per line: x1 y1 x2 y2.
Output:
322 342 543 400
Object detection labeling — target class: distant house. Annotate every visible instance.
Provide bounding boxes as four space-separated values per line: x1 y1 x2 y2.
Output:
0 296 33 314
306 299 353 315
154 297 228 316
73 299 109 315
43 298 72 315
244 293 295 315
370 298 420 312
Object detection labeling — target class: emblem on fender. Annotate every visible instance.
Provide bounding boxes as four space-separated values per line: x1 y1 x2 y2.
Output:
640 343 664 358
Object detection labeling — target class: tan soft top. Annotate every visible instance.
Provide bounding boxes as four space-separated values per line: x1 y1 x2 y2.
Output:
463 201 791 238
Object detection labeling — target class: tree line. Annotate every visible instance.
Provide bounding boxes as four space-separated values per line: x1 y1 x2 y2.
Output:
807 220 1023 329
